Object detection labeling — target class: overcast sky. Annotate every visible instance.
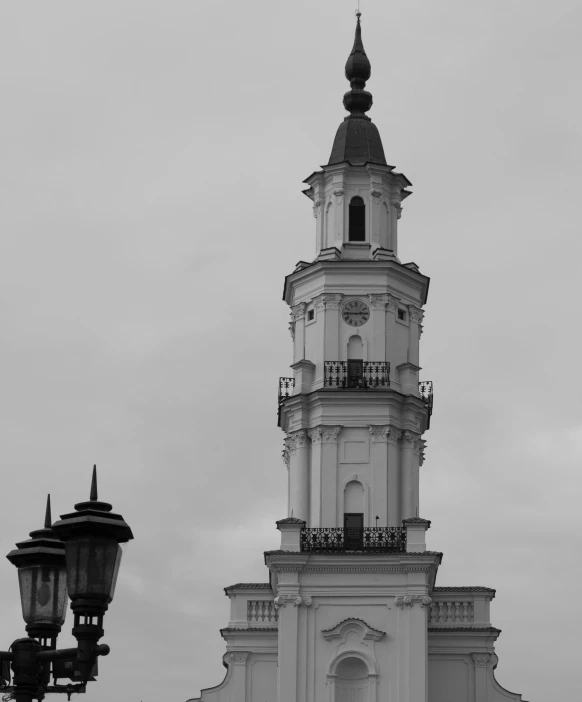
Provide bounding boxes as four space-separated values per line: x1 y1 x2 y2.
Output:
0 1 580 700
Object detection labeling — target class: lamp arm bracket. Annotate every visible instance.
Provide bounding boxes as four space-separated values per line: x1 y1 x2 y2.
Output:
37 643 110 662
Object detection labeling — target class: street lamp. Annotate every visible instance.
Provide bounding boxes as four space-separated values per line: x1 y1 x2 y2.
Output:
0 467 134 701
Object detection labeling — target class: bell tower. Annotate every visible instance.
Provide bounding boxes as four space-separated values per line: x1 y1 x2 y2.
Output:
190 14 528 702
279 12 432 532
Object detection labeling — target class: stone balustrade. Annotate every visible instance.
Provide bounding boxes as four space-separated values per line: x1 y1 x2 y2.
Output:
247 599 279 624
428 587 495 627
428 599 474 625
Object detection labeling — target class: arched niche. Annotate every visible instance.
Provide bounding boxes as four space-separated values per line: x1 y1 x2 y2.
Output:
323 619 384 702
344 480 365 514
347 334 363 360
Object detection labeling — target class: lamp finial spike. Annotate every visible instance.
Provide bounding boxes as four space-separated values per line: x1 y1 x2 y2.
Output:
90 464 98 501
44 494 52 528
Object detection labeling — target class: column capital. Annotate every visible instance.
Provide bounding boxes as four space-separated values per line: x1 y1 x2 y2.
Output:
407 305 424 324
401 430 421 452
227 651 250 664
472 653 498 668
274 594 313 609
308 427 324 444
368 425 390 443
395 595 432 608
291 303 306 321
322 426 342 443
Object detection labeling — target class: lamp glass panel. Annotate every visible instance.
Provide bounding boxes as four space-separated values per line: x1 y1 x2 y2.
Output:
17 564 67 626
65 538 123 602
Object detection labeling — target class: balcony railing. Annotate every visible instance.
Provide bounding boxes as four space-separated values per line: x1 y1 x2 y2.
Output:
279 377 295 405
324 361 390 389
300 526 406 553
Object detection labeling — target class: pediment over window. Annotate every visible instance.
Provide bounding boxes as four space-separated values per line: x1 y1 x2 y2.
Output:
321 618 385 642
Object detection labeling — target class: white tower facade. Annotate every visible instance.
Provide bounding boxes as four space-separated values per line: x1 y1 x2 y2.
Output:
189 16 527 702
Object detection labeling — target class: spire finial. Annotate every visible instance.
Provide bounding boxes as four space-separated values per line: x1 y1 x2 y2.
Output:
90 464 98 501
44 494 52 528
343 11 372 117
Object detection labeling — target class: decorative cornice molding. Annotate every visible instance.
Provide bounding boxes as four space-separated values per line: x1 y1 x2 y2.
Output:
291 303 306 321
472 653 498 668
274 595 312 609
395 595 432 608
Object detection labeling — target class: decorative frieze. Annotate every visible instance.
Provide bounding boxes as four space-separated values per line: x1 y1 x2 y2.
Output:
291 302 306 321
274 595 312 609
395 595 432 608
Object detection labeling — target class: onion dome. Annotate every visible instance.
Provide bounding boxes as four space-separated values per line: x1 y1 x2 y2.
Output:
328 13 387 166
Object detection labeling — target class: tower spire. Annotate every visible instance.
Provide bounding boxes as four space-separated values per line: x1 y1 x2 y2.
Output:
327 14 386 166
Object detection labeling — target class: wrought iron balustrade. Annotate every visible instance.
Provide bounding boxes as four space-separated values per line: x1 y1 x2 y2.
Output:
300 526 406 553
324 361 390 389
279 377 295 404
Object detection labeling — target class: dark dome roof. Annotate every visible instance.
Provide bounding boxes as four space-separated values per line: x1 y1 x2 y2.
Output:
327 14 387 166
329 115 386 166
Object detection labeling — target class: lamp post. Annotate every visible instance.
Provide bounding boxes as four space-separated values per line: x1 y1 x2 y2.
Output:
0 467 134 701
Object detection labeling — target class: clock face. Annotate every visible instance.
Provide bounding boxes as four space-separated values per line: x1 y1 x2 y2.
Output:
342 300 370 327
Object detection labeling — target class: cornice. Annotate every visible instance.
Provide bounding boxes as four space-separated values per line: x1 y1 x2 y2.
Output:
224 582 272 594
432 586 496 594
283 259 430 306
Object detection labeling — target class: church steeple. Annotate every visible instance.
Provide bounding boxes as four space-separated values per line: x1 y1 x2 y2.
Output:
328 13 387 166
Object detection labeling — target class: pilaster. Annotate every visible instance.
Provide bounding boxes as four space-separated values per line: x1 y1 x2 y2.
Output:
319 426 342 527
387 427 402 526
288 429 310 521
395 595 431 702
401 430 421 520
291 303 306 363
368 425 389 527
322 294 342 365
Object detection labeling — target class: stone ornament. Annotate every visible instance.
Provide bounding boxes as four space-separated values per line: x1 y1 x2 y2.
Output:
228 652 250 664
368 294 389 309
472 653 498 668
332 188 344 205
323 426 342 443
293 429 309 450
322 618 385 642
408 306 424 324
401 430 421 452
274 595 312 609
368 425 390 443
386 294 400 313
419 439 427 466
395 595 432 608
388 427 403 445
288 321 295 340
369 188 383 201
312 198 321 218
308 427 324 444
323 294 343 309
291 303 307 321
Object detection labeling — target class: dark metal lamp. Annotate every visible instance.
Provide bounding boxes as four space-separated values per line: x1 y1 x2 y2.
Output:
0 466 134 701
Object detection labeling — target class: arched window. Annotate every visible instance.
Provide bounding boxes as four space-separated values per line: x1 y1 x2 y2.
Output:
348 196 366 242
